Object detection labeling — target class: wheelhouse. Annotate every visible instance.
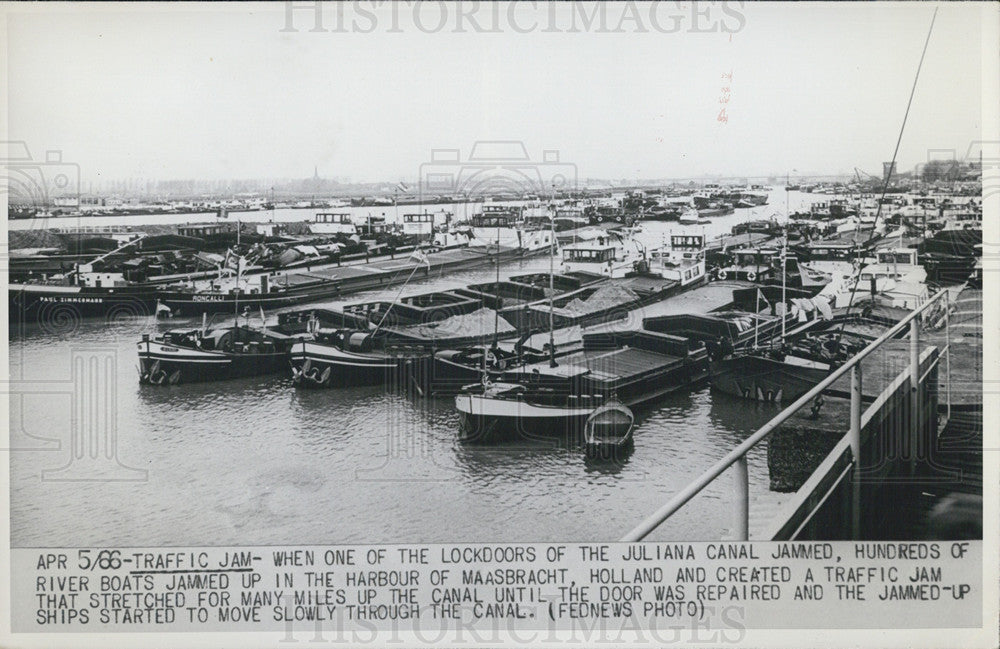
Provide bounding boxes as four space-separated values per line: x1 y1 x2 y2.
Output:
314 212 353 225
563 244 618 264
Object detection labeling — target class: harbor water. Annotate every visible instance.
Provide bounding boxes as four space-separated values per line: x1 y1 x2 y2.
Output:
10 192 820 546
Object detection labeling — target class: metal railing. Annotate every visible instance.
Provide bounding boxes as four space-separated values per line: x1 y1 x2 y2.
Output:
621 288 952 542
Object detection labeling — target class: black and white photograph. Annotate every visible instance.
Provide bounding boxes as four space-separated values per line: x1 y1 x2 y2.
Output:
2 1 997 645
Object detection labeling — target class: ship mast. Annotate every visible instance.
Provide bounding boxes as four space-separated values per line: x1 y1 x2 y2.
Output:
233 216 241 329
838 6 937 338
781 233 787 341
492 219 501 350
68 235 147 280
549 184 557 367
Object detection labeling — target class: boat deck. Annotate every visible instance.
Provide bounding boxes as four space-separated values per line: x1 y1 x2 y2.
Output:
511 346 683 383
194 246 507 293
582 347 684 383
706 232 774 251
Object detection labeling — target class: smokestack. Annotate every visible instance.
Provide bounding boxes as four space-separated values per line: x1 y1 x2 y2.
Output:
882 162 897 183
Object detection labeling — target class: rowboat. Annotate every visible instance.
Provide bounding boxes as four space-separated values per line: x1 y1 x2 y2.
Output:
584 399 635 458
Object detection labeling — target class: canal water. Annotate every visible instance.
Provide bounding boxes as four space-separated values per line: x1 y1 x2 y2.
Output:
9 192 825 546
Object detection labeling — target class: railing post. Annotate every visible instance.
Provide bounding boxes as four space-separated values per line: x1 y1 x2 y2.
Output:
945 291 951 424
850 364 862 539
909 318 920 476
733 455 749 541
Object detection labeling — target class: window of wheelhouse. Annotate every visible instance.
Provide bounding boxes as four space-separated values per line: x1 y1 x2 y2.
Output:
474 214 513 227
564 247 615 262
877 251 915 265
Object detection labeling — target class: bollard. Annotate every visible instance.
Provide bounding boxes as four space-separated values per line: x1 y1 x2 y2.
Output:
850 364 862 539
733 455 749 541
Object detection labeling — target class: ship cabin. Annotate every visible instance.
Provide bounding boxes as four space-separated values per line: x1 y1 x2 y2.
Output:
859 248 923 283
471 205 522 228
562 239 619 270
650 234 707 287
311 212 357 236
357 215 392 237
402 213 435 239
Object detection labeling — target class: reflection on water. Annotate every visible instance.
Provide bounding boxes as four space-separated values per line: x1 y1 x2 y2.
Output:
10 191 820 545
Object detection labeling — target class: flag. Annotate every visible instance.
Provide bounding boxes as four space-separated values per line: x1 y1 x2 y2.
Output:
395 182 410 193
410 248 431 268
260 306 267 329
155 300 171 318
756 288 771 309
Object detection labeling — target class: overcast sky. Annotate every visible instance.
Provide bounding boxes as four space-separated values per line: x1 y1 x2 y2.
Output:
3 2 989 184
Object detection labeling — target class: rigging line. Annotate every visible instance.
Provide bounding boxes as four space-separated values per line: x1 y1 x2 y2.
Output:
493 219 501 349
838 6 938 335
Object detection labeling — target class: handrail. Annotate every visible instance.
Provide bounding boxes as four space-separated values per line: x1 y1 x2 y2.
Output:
620 288 950 541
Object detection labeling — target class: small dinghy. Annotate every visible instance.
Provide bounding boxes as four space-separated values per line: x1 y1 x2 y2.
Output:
584 399 635 458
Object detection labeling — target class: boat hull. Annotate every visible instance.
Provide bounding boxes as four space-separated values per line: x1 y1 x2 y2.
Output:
710 355 829 403
161 245 545 316
426 352 504 395
9 284 165 324
456 393 596 442
289 340 424 388
137 339 290 384
456 355 709 443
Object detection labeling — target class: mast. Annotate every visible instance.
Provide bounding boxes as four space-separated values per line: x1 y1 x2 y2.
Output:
492 220 500 349
781 234 787 340
754 288 760 349
549 184 557 367
233 216 242 328
68 235 147 279
838 7 937 337
372 254 427 337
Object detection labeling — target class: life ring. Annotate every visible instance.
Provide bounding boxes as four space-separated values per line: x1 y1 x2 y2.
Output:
746 271 757 282
717 270 728 281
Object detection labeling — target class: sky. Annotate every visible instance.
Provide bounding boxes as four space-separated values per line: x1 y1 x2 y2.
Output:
2 2 990 184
